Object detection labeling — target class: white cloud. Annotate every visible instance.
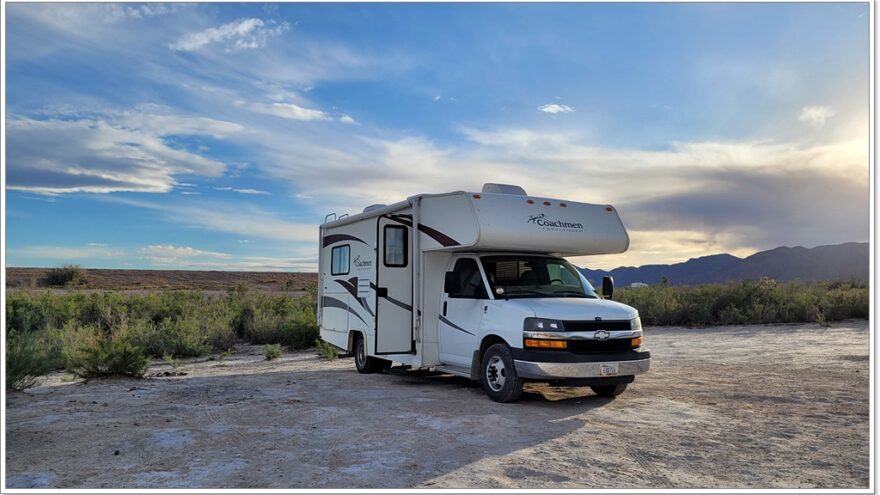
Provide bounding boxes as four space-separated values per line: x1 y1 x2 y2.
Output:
798 106 835 126
139 244 230 259
103 196 317 243
233 188 270 195
214 187 270 195
6 111 240 195
538 103 575 114
338 114 356 124
170 18 288 52
238 101 331 122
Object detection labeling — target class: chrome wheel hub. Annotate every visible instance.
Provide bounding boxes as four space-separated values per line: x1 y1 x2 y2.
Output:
486 355 506 392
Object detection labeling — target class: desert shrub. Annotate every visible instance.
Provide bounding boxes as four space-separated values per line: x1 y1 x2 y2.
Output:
315 339 338 360
264 343 282 361
43 264 87 287
163 352 182 369
618 279 869 327
64 326 150 378
6 331 55 391
4 287 318 374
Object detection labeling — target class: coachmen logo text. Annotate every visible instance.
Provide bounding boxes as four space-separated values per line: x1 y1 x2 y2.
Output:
527 213 584 232
353 255 372 269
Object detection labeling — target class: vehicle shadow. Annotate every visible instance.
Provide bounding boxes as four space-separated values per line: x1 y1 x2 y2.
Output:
5 358 621 489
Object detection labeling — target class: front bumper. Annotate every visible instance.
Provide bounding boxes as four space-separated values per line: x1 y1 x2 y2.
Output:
511 348 651 380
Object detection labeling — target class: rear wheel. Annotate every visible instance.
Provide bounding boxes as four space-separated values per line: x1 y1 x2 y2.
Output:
353 334 391 374
591 383 628 397
481 344 524 403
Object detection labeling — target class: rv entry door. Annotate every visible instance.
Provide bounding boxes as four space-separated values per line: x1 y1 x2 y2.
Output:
375 217 414 354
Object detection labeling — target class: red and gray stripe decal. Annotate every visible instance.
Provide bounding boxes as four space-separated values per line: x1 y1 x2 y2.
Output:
322 234 367 247
388 215 460 247
334 277 374 316
322 296 369 326
439 315 475 336
368 281 412 312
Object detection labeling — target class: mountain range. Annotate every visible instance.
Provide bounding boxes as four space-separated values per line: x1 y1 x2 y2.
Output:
579 242 869 286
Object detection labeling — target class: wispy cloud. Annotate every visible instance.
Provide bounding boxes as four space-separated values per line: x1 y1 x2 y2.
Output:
214 187 270 195
238 100 331 122
7 109 240 195
102 196 316 243
139 244 230 259
798 105 835 126
170 18 288 52
233 188 270 195
537 103 575 114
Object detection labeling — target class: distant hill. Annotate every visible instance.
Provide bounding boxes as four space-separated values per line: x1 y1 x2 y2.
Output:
580 242 869 286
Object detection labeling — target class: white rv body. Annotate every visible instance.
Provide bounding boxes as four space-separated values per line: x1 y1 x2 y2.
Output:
318 185 650 402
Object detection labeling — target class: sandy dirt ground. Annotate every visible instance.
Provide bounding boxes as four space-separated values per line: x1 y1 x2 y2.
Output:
6 321 870 489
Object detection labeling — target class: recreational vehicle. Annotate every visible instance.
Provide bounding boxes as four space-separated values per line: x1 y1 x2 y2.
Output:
318 184 650 402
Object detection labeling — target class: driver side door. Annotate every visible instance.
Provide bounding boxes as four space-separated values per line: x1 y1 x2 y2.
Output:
439 257 488 366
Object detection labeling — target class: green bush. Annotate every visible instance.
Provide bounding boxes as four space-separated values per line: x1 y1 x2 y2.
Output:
5 288 319 377
64 328 150 379
617 278 869 327
264 343 282 361
6 331 55 391
315 339 339 360
43 264 87 287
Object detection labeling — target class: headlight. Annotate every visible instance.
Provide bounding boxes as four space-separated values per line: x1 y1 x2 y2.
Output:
630 316 642 331
523 317 565 331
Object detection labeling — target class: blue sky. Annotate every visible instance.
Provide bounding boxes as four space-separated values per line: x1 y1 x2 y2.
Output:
5 3 870 270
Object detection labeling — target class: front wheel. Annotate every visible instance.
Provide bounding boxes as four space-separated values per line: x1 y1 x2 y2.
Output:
481 344 524 403
354 334 390 374
591 383 628 397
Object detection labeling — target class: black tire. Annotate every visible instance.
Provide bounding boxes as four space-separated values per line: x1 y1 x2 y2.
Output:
480 343 524 403
353 334 390 374
591 383 628 397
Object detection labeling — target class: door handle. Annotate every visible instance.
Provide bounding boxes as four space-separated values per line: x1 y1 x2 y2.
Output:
442 301 447 316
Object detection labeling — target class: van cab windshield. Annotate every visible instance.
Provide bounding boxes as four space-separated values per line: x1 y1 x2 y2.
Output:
480 255 598 299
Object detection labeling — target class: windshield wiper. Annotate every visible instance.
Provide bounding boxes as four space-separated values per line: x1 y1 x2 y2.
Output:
552 291 592 298
503 289 551 297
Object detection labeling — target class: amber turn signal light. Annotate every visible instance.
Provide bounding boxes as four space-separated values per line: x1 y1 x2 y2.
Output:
631 336 643 348
524 339 567 349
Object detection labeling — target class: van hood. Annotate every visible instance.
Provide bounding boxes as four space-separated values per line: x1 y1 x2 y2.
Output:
507 297 637 321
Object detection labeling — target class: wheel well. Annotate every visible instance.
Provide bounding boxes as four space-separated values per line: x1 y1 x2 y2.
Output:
479 334 508 359
347 331 364 352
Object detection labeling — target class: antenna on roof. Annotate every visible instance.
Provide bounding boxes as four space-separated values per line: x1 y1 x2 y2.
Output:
481 183 527 196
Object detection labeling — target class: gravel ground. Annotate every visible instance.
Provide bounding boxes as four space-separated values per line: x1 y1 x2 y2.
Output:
5 321 870 489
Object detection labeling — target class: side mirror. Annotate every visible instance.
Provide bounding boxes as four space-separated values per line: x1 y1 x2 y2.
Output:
444 271 461 294
602 276 614 300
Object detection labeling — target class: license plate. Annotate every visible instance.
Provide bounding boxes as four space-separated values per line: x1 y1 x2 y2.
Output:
598 363 619 376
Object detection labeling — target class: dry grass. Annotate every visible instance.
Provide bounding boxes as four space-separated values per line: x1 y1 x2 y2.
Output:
6 268 317 292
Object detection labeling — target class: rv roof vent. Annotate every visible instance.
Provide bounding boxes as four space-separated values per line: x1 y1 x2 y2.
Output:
363 204 386 213
481 183 527 196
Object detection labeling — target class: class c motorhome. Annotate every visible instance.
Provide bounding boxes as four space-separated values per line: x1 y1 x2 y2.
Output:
318 183 650 402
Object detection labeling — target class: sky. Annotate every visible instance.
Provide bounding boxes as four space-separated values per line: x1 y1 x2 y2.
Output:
4 2 871 271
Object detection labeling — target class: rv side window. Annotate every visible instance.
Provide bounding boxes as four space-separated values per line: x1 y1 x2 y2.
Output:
384 226 408 267
331 245 350 275
448 258 488 299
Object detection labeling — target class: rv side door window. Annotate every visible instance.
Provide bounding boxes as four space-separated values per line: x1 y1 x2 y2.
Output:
384 225 408 267
448 258 488 299
331 245 350 275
